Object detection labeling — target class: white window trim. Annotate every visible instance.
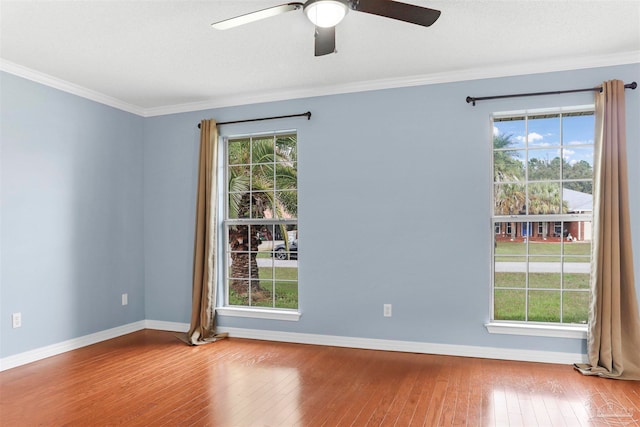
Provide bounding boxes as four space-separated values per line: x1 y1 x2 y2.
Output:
485 322 587 339
217 306 301 322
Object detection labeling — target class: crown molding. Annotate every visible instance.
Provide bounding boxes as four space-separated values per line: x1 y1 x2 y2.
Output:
142 50 640 116
0 59 146 116
3 51 638 118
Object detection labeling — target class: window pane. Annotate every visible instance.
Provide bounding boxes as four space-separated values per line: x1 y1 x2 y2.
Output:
529 238 560 262
528 149 561 181
528 182 562 214
493 150 525 181
562 147 593 180
562 114 594 147
562 291 589 324
252 136 275 164
563 189 593 215
494 118 526 149
495 232 526 258
528 290 560 322
229 279 250 306
529 273 560 289
563 236 591 261
494 289 526 321
494 183 526 215
274 191 297 219
252 163 274 181
528 115 559 147
274 278 298 309
259 260 274 280
494 272 525 289
275 163 297 190
276 134 297 162
251 191 273 219
563 273 590 290
257 224 276 247
228 138 250 165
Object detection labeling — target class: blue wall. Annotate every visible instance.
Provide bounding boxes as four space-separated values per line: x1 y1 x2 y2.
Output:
2 63 638 359
144 64 639 356
1 72 145 357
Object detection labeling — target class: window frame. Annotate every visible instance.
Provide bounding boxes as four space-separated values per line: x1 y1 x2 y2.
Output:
218 130 301 321
488 106 594 337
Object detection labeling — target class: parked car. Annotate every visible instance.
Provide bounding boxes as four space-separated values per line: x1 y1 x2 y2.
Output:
272 240 298 260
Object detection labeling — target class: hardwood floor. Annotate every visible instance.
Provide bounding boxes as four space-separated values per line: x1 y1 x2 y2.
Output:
1 330 639 426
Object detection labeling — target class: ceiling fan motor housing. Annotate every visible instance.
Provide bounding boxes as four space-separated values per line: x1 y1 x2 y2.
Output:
303 0 350 28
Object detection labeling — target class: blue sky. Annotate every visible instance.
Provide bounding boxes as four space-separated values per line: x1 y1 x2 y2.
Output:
494 114 595 166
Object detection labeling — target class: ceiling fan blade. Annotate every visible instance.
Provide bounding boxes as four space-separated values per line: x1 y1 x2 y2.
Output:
212 2 303 30
314 26 336 56
352 0 441 27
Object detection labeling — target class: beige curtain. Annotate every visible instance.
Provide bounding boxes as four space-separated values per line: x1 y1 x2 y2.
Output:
187 119 227 345
575 80 640 380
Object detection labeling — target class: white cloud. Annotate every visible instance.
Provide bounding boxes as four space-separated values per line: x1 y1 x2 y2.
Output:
493 126 500 136
515 132 545 144
528 132 544 142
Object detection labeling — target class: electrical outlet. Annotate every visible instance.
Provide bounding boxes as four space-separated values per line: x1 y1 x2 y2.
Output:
383 304 392 317
12 312 22 328
122 293 128 306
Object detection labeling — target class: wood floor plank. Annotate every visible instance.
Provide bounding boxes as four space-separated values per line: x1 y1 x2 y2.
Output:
2 330 640 426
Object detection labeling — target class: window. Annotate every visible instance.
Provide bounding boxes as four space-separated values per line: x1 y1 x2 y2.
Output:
537 221 547 236
224 131 298 310
492 108 593 325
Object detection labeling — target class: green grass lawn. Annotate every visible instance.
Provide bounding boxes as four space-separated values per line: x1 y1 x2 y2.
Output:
494 271 589 323
228 266 298 309
495 241 590 262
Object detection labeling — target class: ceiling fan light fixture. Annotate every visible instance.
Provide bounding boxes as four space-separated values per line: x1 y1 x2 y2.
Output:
304 0 349 28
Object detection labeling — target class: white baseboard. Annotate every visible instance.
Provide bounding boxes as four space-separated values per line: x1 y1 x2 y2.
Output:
216 327 588 365
0 321 146 372
144 319 189 333
0 320 587 372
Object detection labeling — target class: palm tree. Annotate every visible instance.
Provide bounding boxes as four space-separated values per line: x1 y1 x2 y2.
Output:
227 135 297 297
494 134 526 238
528 183 568 215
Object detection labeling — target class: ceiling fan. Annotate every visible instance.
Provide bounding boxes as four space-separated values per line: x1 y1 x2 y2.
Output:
211 0 441 56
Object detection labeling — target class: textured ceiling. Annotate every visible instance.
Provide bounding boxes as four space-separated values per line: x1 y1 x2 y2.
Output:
1 0 639 114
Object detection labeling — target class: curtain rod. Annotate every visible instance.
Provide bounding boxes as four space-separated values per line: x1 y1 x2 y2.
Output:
466 81 637 106
197 111 311 128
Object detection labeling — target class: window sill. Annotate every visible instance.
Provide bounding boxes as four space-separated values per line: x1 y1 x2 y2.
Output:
217 307 301 322
485 322 587 339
